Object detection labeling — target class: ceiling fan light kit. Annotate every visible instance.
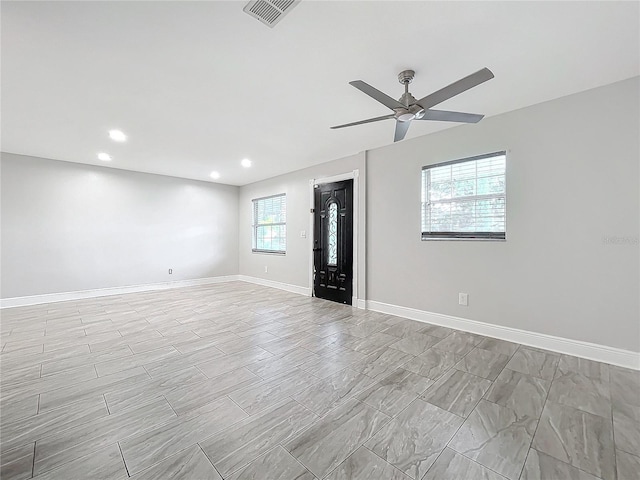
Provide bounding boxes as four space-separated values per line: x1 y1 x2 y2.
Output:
331 67 495 142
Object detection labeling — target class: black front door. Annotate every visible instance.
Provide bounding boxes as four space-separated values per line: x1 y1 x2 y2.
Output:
313 179 353 305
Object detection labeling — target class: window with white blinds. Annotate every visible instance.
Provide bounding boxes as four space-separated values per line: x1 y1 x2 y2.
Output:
422 152 506 240
252 193 287 253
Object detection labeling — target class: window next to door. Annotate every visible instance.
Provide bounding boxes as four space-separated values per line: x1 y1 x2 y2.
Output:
252 193 287 254
422 151 506 240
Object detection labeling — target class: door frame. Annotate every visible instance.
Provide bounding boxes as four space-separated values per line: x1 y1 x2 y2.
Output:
308 169 361 307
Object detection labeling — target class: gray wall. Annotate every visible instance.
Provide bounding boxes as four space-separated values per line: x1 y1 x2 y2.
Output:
238 153 366 299
1 153 239 298
367 77 639 352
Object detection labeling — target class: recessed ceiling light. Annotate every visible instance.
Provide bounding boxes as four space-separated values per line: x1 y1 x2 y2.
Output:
109 130 127 142
210 171 220 179
241 158 252 168
97 152 112 161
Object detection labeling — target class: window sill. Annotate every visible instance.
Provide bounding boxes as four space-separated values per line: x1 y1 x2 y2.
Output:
252 249 286 255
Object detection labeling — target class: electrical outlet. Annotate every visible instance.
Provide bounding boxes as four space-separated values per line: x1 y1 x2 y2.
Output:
168 269 173 274
264 266 268 273
458 293 468 306
300 230 306 238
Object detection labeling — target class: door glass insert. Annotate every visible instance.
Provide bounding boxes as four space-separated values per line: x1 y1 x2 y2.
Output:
327 201 338 266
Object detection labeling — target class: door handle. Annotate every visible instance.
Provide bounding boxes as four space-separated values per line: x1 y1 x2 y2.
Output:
313 248 322 252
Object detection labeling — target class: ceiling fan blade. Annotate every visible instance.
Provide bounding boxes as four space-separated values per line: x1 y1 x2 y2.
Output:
349 80 405 110
330 114 395 129
416 67 494 110
418 109 484 123
394 120 411 142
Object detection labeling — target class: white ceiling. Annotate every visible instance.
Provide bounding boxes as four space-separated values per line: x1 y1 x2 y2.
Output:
2 1 638 186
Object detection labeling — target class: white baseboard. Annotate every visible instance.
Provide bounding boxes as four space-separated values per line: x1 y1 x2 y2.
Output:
356 298 367 309
237 275 311 297
0 275 240 309
366 300 640 371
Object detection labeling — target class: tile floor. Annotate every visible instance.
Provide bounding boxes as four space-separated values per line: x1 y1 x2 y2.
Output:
0 282 638 479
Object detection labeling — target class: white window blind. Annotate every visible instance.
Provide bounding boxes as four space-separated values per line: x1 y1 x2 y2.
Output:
252 193 286 253
422 152 506 240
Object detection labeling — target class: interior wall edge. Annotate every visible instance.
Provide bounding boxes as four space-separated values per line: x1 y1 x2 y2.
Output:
366 299 640 370
0 275 240 309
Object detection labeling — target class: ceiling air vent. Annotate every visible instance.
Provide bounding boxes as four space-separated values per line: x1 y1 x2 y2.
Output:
243 0 300 28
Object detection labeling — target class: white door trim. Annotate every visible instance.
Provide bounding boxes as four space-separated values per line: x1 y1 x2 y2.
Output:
309 169 360 306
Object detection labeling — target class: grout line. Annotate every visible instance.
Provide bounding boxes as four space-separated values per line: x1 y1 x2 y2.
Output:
449 448 510 479
163 395 179 418
29 441 37 478
103 394 111 415
117 441 131 477
514 353 561 480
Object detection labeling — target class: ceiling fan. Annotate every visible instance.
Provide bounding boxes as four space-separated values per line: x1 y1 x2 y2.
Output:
331 67 494 142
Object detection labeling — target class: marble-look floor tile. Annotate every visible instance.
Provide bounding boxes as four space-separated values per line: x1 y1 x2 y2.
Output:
350 347 413 380
381 321 425 338
286 398 390 479
365 399 463 479
128 331 199 354
293 368 376 416
389 333 440 356
324 447 411 480
0 443 34 480
422 448 507 480
215 331 280 354
37 366 150 412
556 355 609 382
33 398 176 476
433 331 482 356
454 347 510 380
164 367 260 415
200 399 318 478
2 364 98 403
227 446 314 480
532 401 615 480
172 332 239 354
245 347 317 379
1 284 632 480
1 396 109 454
120 396 246 474
520 449 601 480
616 449 640 480
130 445 222 480
476 338 519 356
95 345 181 377
505 347 559 380
417 324 454 338
32 444 128 480
39 344 133 375
613 400 640 456
610 365 640 408
1 392 40 425
229 368 318 415
421 369 492 418
449 399 536 480
196 346 274 378
356 368 433 417
0 364 42 385
103 366 207 414
344 321 387 339
298 348 366 378
1 344 91 373
484 368 550 420
547 371 611 418
403 348 462 380
343 332 398 355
